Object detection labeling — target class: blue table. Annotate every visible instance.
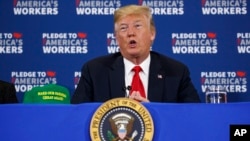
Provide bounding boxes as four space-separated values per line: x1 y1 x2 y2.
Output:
1 102 250 141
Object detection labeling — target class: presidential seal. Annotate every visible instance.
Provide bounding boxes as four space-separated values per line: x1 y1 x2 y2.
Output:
90 98 154 141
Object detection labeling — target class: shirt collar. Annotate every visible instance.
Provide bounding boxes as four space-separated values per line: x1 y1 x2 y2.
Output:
123 54 151 75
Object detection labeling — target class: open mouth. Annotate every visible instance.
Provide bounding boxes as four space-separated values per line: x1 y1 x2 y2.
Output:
129 40 136 47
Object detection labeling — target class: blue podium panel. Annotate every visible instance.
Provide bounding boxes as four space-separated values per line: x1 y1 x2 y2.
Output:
0 0 250 103
0 102 250 141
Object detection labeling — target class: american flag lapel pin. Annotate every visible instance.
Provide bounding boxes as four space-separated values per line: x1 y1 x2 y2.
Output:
157 74 162 79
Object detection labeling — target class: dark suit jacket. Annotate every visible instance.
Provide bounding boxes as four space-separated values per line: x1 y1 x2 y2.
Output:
0 80 18 103
71 51 200 103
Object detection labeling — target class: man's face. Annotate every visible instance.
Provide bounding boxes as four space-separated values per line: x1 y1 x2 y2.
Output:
115 14 155 60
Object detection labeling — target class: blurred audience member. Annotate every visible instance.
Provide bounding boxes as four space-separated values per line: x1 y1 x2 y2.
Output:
0 80 18 103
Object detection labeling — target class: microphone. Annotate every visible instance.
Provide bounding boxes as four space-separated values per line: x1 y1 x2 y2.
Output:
123 85 131 98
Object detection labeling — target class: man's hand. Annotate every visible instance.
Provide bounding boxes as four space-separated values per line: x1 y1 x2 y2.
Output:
129 91 150 102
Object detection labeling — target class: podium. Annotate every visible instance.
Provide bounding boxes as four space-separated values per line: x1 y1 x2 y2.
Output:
0 102 250 141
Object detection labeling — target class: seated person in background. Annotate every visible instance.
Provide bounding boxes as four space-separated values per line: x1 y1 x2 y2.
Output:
23 84 70 104
71 5 201 104
0 80 18 103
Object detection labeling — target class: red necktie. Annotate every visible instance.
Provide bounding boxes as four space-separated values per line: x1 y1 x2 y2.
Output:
130 66 146 98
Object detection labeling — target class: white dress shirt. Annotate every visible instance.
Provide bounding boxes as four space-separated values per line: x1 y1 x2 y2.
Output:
123 55 150 98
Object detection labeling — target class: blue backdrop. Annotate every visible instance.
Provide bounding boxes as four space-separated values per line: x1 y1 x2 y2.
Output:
1 0 250 103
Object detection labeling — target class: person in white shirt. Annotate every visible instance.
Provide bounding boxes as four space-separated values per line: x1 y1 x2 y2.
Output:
71 5 200 103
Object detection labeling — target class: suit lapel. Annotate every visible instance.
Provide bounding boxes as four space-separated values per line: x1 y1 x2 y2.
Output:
107 53 166 101
148 53 166 102
109 56 126 98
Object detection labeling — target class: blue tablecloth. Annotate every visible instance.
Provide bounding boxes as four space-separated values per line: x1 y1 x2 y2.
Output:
0 102 250 141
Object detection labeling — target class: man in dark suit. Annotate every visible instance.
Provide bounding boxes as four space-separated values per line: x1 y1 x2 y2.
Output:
71 5 200 103
0 80 18 103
